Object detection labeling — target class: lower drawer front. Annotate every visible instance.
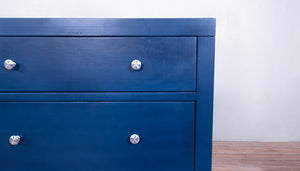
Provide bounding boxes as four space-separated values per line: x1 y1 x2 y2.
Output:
0 102 195 171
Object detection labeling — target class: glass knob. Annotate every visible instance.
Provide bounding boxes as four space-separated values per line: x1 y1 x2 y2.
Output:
9 135 21 145
130 134 140 144
4 59 16 70
131 60 142 71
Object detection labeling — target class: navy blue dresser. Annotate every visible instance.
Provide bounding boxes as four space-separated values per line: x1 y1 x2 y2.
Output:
0 19 215 171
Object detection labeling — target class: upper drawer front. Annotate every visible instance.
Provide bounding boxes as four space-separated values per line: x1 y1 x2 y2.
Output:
0 37 196 92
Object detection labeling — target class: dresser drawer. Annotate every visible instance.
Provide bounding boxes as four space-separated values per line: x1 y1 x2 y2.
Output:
0 37 196 92
0 102 195 171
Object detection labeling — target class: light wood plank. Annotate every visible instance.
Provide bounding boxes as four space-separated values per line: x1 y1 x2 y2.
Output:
212 141 300 171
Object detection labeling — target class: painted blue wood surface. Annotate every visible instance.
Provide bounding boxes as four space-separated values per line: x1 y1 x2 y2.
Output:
0 102 195 171
195 37 215 171
0 18 216 36
0 18 215 171
0 37 196 92
0 92 196 102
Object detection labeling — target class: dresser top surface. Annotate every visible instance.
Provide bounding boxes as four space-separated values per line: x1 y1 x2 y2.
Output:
0 18 215 36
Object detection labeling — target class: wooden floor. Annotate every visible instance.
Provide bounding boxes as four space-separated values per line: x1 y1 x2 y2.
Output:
212 141 300 171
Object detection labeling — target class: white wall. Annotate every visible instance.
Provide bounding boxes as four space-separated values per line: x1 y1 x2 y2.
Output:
1 0 299 141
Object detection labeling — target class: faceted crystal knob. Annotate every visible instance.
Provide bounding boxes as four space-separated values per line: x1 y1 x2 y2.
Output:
130 134 140 144
4 59 16 70
9 135 21 145
131 60 142 70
